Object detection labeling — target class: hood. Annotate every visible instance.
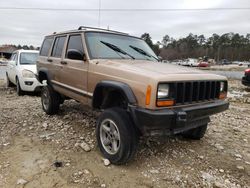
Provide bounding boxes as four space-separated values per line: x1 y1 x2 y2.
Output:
19 64 37 74
93 59 226 81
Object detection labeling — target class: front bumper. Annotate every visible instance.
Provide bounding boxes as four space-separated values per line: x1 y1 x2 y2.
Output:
242 76 250 86
129 100 229 136
20 77 46 92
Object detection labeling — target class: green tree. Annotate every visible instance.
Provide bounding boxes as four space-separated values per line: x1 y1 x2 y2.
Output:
141 33 153 48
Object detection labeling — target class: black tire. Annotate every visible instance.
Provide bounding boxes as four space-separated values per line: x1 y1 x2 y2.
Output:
41 85 61 115
16 78 25 96
182 124 208 140
59 97 65 104
6 73 14 87
96 107 138 165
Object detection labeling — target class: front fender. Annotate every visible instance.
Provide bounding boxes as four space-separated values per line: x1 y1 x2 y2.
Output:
92 80 137 108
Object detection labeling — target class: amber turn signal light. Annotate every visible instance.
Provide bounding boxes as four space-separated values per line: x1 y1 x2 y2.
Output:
219 92 227 99
157 100 174 107
145 85 151 105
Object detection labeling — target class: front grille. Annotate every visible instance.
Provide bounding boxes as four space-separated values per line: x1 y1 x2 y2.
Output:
169 81 224 106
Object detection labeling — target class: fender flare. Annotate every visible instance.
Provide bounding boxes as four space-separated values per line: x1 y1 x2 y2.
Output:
37 68 51 84
92 80 137 109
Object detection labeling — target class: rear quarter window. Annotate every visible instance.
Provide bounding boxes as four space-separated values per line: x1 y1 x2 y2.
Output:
40 37 54 56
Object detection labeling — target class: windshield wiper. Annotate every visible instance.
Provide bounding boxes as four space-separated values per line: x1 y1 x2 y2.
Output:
100 41 135 60
129 45 159 61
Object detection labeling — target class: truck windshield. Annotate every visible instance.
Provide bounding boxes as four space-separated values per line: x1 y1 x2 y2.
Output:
85 32 158 61
20 53 38 65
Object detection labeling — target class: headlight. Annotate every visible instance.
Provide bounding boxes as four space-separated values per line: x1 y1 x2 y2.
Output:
157 84 170 99
22 70 35 78
220 81 225 92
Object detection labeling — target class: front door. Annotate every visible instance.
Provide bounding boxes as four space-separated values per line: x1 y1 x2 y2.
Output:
59 34 88 102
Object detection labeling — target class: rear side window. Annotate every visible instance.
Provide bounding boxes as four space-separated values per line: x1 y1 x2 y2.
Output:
40 37 53 56
66 35 84 59
51 36 66 58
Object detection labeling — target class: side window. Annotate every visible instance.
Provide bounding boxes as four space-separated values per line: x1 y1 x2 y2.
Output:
40 37 53 56
10 53 16 61
14 53 18 64
66 35 84 60
10 53 18 64
51 36 66 58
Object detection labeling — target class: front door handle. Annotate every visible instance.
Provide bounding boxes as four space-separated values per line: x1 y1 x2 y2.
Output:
47 58 53 62
61 61 67 65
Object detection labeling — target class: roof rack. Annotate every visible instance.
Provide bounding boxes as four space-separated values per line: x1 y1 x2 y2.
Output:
78 26 129 35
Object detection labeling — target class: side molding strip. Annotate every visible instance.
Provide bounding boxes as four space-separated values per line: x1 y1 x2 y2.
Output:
51 80 93 98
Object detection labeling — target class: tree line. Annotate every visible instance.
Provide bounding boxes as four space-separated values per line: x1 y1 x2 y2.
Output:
0 44 39 51
15 44 40 50
141 33 250 62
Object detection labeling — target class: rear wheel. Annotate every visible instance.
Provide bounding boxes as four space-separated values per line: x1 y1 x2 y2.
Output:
41 85 61 115
16 78 25 96
182 124 208 140
96 107 138 165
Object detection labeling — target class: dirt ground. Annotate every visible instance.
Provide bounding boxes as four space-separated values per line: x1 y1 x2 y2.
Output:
0 79 249 188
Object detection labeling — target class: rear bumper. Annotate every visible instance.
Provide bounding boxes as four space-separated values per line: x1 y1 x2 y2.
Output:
242 76 250 86
129 100 229 136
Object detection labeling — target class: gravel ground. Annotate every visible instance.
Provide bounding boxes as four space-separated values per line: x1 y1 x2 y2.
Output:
0 79 249 188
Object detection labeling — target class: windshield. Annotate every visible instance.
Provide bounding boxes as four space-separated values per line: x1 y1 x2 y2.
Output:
20 52 38 65
85 32 158 61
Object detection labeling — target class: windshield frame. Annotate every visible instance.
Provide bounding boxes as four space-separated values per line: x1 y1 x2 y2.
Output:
19 52 39 65
84 31 158 61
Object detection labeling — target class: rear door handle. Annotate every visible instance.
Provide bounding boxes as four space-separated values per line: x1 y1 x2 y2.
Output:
61 61 67 65
47 59 53 62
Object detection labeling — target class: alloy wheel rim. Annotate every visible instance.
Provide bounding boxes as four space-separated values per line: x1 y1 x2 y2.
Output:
100 119 121 155
42 89 50 110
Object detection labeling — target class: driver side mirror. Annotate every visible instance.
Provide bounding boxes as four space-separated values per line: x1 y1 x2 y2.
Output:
67 49 86 61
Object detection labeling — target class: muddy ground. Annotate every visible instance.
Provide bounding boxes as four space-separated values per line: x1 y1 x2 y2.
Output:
0 79 249 188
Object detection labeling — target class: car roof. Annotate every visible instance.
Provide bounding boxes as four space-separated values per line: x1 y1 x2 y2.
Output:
45 26 140 39
13 49 39 53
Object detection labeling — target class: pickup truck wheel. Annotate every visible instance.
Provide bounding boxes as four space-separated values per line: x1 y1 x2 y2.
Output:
41 85 60 115
96 107 138 165
16 78 25 96
182 124 208 140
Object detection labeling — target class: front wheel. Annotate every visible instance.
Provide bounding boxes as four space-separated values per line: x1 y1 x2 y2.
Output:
16 78 25 96
181 124 208 140
96 107 138 165
41 85 61 115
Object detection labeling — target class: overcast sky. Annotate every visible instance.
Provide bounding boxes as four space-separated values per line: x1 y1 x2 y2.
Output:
0 0 250 46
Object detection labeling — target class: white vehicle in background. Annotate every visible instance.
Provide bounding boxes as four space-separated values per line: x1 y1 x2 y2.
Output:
6 49 45 95
238 61 250 67
185 58 199 67
172 59 185 66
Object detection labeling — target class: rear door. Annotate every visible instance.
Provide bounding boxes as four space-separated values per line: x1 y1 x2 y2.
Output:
59 34 88 102
38 36 54 82
49 35 67 84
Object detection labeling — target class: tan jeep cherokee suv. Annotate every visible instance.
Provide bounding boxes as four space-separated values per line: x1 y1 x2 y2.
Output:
37 26 229 164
